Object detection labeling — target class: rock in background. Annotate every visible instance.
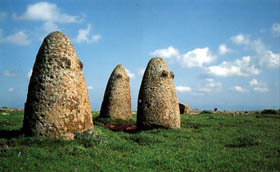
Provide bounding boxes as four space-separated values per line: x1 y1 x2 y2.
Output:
137 57 180 130
179 103 191 114
99 64 131 120
23 31 93 140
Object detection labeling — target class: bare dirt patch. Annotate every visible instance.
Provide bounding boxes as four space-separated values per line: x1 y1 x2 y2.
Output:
103 122 137 133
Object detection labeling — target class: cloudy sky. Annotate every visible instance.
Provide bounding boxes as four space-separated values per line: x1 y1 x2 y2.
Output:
0 0 279 110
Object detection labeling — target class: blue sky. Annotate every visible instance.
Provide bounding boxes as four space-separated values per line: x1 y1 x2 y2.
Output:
0 0 279 110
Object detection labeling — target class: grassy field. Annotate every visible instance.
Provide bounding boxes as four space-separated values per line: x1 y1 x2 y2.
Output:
0 111 280 172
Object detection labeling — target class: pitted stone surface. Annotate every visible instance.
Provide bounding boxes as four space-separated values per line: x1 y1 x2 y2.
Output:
137 57 180 129
179 103 191 114
23 31 93 140
100 64 131 120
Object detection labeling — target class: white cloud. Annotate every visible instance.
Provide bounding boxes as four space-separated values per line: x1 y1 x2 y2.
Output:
248 79 269 92
207 56 261 77
43 21 58 32
92 34 102 42
176 79 222 96
249 79 258 86
272 23 280 37
8 88 14 92
149 46 216 68
231 34 266 53
191 78 223 95
87 86 94 90
125 69 135 79
0 12 7 21
15 2 78 23
27 69 32 79
180 47 216 68
251 39 266 54
198 87 212 93
176 86 192 93
74 24 101 43
75 24 91 43
231 33 280 68
260 50 280 68
231 34 249 45
0 30 31 46
14 2 80 32
233 86 246 92
207 82 222 88
206 78 222 88
2 70 17 77
218 44 231 55
254 87 269 93
232 34 266 55
149 46 180 59
205 78 214 82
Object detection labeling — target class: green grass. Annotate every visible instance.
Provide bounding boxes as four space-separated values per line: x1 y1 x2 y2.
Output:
0 111 280 172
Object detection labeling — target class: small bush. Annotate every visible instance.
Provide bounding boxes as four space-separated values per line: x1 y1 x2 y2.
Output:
261 109 278 114
200 110 212 114
1 106 8 110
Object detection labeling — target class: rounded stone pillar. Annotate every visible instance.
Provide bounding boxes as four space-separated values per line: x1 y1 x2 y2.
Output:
23 31 93 139
100 64 131 120
137 57 180 130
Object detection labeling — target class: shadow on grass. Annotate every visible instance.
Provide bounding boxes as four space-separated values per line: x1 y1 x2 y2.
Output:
94 116 181 134
0 129 23 139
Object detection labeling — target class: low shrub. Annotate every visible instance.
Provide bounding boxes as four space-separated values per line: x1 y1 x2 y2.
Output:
261 109 278 114
200 110 212 114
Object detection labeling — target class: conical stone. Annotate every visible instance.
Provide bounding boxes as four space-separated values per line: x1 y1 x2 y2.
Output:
179 103 190 114
137 57 180 130
23 31 93 140
100 64 131 120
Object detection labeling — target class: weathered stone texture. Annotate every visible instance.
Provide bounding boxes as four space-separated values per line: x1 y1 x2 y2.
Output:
23 31 93 140
179 103 191 114
137 57 180 130
100 64 131 120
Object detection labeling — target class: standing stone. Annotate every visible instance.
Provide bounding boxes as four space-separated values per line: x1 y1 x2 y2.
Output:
137 57 180 130
99 64 131 120
179 103 191 114
23 31 93 140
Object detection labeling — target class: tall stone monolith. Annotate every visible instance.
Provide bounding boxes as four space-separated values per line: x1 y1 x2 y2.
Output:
99 64 131 120
179 103 191 114
23 31 93 140
137 57 180 130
